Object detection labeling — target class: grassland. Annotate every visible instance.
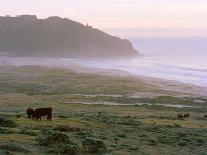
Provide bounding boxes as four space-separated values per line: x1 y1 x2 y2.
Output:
0 66 207 155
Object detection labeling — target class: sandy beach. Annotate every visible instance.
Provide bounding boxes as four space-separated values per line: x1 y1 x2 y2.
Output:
1 56 207 98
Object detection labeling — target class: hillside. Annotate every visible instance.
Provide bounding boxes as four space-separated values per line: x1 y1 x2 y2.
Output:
0 15 138 58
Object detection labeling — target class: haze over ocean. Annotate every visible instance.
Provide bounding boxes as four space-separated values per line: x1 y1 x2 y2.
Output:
63 37 207 87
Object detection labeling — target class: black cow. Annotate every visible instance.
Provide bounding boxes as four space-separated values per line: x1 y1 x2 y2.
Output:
32 107 52 121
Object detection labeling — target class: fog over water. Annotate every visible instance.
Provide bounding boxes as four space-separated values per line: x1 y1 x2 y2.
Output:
63 37 207 87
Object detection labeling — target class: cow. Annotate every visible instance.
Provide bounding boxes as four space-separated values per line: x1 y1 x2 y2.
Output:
183 113 190 119
177 114 184 120
32 107 52 121
27 108 34 118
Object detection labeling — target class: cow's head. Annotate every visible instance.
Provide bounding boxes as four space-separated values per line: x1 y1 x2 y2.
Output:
27 108 34 118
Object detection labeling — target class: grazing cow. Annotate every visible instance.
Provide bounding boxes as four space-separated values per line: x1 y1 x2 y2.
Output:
32 107 52 121
183 113 190 119
27 108 34 118
177 114 184 120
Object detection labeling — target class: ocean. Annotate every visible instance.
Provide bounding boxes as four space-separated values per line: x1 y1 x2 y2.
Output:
62 37 207 87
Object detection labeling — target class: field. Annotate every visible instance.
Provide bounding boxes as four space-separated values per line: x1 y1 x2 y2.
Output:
0 66 207 155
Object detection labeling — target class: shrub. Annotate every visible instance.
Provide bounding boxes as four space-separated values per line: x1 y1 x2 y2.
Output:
129 146 139 151
0 116 17 127
0 128 13 134
119 117 142 126
18 128 38 136
148 139 157 146
0 143 29 153
37 127 80 154
82 137 107 153
195 139 204 146
15 113 23 118
58 114 69 118
117 133 127 138
83 113 142 126
139 134 147 137
0 150 12 155
173 124 182 128
157 132 191 146
37 128 72 146
53 125 83 132
177 140 187 146
51 143 80 154
76 130 93 139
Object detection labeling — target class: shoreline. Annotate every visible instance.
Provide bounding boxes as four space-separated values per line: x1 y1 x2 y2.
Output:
1 56 207 98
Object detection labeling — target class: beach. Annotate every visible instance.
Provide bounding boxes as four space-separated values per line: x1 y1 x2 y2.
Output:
1 56 207 98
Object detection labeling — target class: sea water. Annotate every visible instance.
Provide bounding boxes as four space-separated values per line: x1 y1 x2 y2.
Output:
63 37 207 87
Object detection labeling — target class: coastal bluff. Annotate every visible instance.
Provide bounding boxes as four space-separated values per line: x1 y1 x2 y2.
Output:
0 15 138 58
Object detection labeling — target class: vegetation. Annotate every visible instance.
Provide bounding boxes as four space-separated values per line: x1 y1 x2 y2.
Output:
82 137 107 153
37 127 80 154
0 143 29 153
0 66 207 154
0 116 17 128
18 128 38 136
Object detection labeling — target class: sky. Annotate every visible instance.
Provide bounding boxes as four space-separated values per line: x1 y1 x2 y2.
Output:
0 0 207 38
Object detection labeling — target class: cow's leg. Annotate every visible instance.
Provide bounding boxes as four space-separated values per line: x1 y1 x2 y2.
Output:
50 113 52 121
47 114 51 121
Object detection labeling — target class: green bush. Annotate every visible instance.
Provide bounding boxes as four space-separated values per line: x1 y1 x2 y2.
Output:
119 117 142 126
83 113 142 126
0 116 17 127
15 113 23 118
18 128 38 136
82 137 107 153
38 128 72 146
173 124 182 128
157 132 191 146
194 138 204 146
117 133 127 138
37 127 80 154
58 114 69 118
0 150 12 155
53 125 83 132
0 128 13 134
51 143 80 154
0 143 29 153
148 139 157 146
129 146 139 151
76 130 94 139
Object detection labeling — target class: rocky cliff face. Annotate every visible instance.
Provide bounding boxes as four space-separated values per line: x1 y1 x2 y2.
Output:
0 15 138 58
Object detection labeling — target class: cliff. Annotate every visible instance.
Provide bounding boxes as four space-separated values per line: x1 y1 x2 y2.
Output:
0 15 138 58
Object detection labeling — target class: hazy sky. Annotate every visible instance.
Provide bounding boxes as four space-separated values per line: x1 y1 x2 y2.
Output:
0 0 207 38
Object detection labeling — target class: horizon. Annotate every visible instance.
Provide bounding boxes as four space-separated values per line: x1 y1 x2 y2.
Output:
0 0 207 38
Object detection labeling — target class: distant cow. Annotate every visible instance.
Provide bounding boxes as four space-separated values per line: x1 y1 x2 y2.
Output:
183 113 190 119
177 114 184 120
32 107 52 121
27 108 34 118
